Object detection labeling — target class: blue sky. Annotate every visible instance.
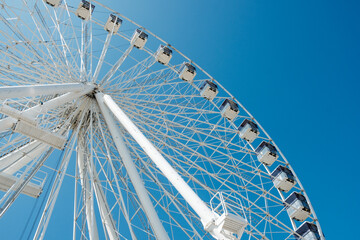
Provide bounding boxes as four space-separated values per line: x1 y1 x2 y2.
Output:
1 0 359 239
105 0 359 239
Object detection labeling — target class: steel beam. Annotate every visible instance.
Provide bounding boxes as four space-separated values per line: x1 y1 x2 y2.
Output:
0 86 94 132
89 159 119 240
0 140 42 171
97 93 230 239
0 148 53 216
0 83 92 99
96 92 169 240
2 142 49 175
77 143 99 240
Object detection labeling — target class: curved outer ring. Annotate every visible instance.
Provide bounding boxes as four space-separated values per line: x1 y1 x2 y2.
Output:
89 0 324 237
40 0 325 238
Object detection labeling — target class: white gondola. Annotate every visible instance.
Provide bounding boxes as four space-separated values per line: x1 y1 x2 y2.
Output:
238 119 259 143
210 192 248 239
131 29 148 49
214 212 248 239
295 222 321 240
285 192 311 221
200 80 218 100
104 14 122 34
220 99 239 121
155 45 172 65
44 0 61 7
179 62 196 83
76 0 95 21
255 141 278 166
271 165 296 192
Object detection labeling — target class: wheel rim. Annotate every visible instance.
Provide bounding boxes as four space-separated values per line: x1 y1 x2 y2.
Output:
0 1 324 239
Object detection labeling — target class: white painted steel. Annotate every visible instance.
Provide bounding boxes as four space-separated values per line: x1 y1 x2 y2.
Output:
77 144 99 240
0 148 53 217
14 120 66 149
99 93 216 227
99 93 235 240
0 104 37 126
33 120 82 240
0 172 42 198
0 141 43 171
0 83 90 99
0 1 325 239
3 142 48 175
0 87 94 132
93 109 137 240
89 157 119 240
99 44 133 85
93 33 112 82
96 92 169 240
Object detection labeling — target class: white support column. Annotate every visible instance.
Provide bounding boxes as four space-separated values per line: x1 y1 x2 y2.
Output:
0 83 92 99
96 93 169 240
77 143 99 240
94 111 137 240
97 93 227 239
0 86 94 132
88 159 119 240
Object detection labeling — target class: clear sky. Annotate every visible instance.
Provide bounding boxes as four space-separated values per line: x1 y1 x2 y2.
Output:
1 0 359 239
105 0 359 239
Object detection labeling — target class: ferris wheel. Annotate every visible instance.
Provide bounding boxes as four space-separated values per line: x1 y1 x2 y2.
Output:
0 0 325 239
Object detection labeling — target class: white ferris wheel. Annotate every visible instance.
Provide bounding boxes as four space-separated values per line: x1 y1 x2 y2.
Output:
0 0 325 239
